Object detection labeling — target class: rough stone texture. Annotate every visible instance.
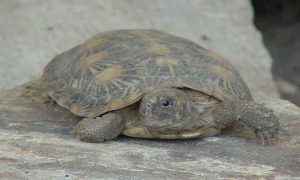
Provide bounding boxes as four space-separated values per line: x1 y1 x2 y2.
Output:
0 0 278 98
1 1 297 179
0 81 299 179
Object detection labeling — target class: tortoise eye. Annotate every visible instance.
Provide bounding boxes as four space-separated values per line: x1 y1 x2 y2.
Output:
160 99 173 108
162 100 170 107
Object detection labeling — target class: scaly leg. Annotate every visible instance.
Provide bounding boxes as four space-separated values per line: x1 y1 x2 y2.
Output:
73 112 125 142
205 100 280 144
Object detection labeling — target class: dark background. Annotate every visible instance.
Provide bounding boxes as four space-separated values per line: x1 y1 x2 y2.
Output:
252 0 300 106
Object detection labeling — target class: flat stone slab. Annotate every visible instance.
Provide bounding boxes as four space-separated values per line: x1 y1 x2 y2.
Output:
0 81 299 179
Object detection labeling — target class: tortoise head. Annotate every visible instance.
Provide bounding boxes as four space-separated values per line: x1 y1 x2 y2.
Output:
139 88 195 132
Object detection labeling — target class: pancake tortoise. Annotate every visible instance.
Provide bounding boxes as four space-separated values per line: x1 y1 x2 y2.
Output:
42 29 280 144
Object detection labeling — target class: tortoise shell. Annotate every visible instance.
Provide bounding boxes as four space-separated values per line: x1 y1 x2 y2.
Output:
42 29 252 118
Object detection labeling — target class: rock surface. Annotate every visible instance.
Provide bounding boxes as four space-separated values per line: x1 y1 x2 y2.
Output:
1 1 298 179
0 0 278 98
0 81 299 179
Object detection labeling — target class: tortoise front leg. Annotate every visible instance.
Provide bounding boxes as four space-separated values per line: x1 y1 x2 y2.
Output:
73 112 125 142
205 100 280 144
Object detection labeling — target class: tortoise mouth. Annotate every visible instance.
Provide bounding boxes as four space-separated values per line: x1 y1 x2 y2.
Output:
141 115 170 131
141 116 195 132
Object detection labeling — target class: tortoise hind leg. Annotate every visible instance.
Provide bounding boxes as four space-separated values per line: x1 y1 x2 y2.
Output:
73 112 125 142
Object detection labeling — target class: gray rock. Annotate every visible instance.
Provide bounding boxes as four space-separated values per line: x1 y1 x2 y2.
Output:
0 0 278 98
0 81 299 179
1 1 297 179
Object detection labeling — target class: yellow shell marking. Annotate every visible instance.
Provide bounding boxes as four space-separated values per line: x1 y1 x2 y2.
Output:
209 64 234 80
79 32 112 52
71 79 80 89
110 85 142 110
110 99 126 110
79 51 109 70
135 31 157 44
155 58 178 75
71 104 84 114
156 58 178 67
200 49 228 63
146 44 170 55
95 65 123 84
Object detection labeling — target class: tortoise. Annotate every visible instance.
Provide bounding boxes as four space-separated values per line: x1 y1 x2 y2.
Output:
42 29 280 143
